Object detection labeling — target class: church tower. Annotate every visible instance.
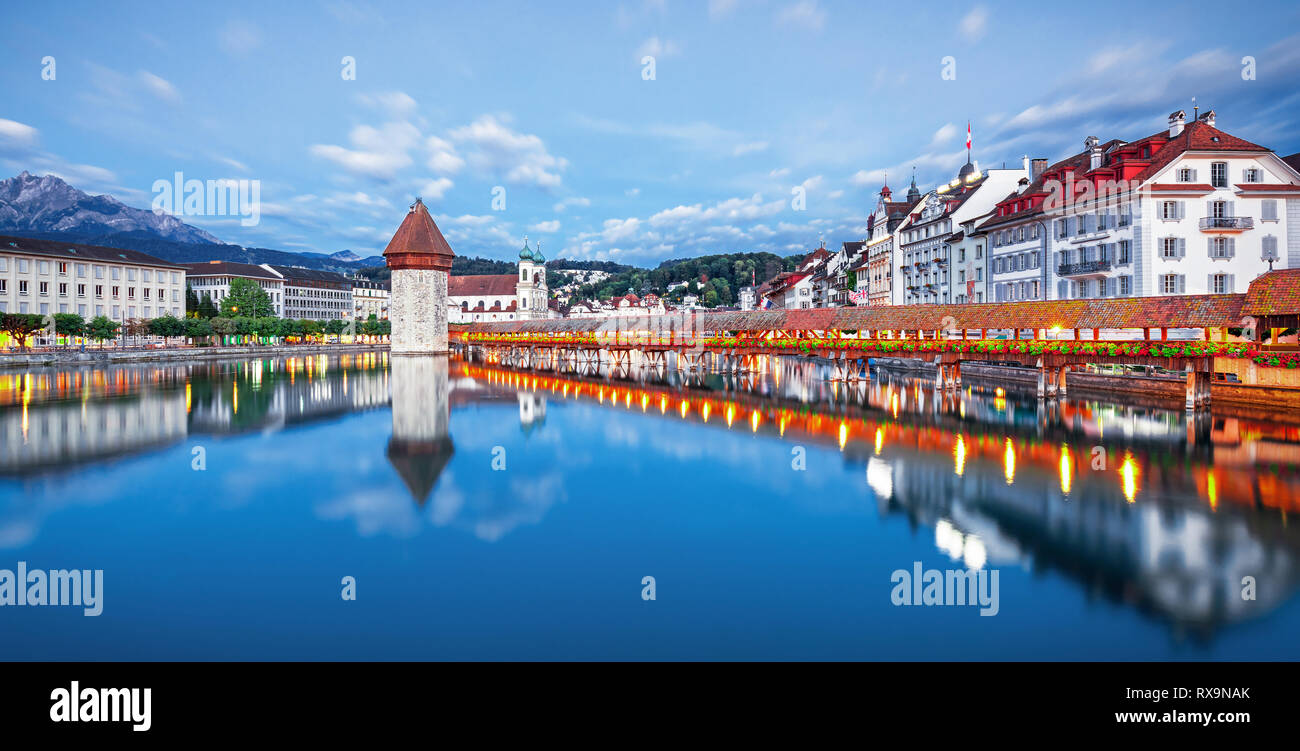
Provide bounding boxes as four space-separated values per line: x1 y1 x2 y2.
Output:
516 236 549 320
383 199 455 354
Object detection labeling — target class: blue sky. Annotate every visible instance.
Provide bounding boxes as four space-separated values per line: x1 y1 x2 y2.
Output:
2 0 1299 265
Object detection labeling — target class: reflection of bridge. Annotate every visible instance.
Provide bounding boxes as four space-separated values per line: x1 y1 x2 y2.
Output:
453 291 1290 410
457 358 1300 639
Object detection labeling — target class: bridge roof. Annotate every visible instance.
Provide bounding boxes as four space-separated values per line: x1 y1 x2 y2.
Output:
465 294 1245 334
1242 269 1300 317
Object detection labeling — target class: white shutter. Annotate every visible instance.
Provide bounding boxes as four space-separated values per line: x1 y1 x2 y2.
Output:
1228 237 1236 258
1190 168 1197 182
1207 274 1214 294
1178 238 1186 258
1228 274 1235 292
1177 275 1186 294
1177 201 1185 220
1227 200 1235 217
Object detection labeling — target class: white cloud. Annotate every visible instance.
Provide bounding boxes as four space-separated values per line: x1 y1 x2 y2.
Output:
776 1 825 30
425 135 465 174
601 217 641 242
0 118 39 145
732 141 769 156
554 197 591 212
218 20 263 55
959 7 988 42
770 167 791 178
448 115 567 189
360 91 419 118
531 220 561 233
638 36 682 59
309 121 421 179
418 177 454 200
138 71 180 103
709 0 740 20
625 188 640 197
930 123 958 146
218 156 250 173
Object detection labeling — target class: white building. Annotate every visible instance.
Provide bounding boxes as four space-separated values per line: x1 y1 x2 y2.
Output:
447 237 549 323
262 265 353 320
351 277 390 320
0 235 186 323
980 109 1300 301
182 261 284 316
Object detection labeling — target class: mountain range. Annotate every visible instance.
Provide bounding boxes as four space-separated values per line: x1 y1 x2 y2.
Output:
0 172 386 272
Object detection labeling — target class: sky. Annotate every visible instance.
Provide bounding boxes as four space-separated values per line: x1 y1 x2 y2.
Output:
2 0 1299 266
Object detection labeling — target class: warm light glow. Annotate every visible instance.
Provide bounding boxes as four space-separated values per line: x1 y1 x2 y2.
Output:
1120 452 1139 503
1059 445 1072 495
659 395 667 414
1207 471 1218 510
1003 438 1016 484
874 426 884 455
702 402 711 422
954 435 966 476
680 400 689 418
726 404 736 428
750 410 760 432
838 421 848 450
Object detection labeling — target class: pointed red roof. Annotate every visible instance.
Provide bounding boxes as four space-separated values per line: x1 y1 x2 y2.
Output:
384 199 455 271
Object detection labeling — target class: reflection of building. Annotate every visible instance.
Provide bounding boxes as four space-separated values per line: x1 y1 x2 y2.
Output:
518 392 546 433
387 355 454 504
0 386 187 473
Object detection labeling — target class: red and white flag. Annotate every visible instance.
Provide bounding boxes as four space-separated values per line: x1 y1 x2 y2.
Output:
966 122 972 150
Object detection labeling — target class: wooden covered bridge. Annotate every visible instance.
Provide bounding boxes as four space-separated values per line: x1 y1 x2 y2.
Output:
453 270 1300 410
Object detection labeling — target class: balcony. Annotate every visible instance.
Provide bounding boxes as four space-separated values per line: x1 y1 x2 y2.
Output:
1199 216 1253 232
1057 260 1112 277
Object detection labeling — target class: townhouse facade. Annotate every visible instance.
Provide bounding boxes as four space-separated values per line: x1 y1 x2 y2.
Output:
894 159 1028 305
0 235 186 322
351 277 390 320
979 109 1300 303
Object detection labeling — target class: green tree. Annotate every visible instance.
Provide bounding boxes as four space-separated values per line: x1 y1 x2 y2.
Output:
1 313 46 350
220 277 274 318
185 285 200 317
53 313 86 346
324 319 346 337
209 316 236 344
703 289 720 307
85 315 121 348
275 318 296 339
185 317 213 345
197 293 219 319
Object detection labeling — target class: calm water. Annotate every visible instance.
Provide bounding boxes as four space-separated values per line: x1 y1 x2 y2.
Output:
2 351 1299 660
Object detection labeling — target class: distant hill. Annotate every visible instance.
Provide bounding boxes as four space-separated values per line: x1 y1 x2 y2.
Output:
546 259 635 274
569 251 800 307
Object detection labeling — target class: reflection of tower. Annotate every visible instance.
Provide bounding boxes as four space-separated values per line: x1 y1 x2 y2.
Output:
518 391 547 434
384 198 455 354
387 355 454 504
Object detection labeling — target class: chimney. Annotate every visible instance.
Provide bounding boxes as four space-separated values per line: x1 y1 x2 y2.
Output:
1168 109 1186 137
1085 136 1102 170
1022 155 1031 176
1198 109 1216 128
1031 158 1047 182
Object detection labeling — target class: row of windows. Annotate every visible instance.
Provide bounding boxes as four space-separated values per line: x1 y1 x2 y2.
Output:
1177 163 1262 187
0 301 181 317
0 257 181 283
0 281 176 301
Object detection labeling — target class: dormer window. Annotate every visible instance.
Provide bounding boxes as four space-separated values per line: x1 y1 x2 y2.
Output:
1243 167 1262 183
1177 167 1196 182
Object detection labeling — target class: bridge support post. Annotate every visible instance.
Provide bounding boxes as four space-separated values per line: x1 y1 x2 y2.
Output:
1185 366 1211 411
1045 366 1059 399
1057 366 1068 396
1036 365 1047 400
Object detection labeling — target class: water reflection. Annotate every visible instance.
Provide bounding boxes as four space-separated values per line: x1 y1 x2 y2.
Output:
3 351 1300 649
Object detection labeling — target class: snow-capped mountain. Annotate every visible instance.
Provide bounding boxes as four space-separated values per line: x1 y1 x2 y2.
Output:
0 171 219 244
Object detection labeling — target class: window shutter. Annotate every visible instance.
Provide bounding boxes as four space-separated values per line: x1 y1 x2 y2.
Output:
1176 201 1185 220
1178 238 1186 259
1207 274 1214 294
1190 168 1197 182
1206 237 1213 257
1177 275 1186 294
1228 237 1236 258
1228 274 1235 292
1227 200 1235 217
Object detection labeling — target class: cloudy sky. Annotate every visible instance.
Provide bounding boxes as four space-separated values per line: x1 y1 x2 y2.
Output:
2 0 1299 264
